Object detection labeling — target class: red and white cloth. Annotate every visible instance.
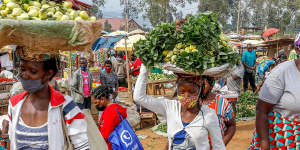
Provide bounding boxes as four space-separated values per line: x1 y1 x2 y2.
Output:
8 86 89 150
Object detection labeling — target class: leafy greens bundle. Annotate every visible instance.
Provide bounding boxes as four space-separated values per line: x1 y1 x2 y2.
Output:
134 12 240 74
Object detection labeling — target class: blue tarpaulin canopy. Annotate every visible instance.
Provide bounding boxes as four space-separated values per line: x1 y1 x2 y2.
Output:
92 34 125 51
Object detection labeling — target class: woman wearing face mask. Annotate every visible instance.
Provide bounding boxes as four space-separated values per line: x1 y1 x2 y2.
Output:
134 64 226 150
92 85 127 150
99 60 118 102
249 33 300 149
8 47 89 150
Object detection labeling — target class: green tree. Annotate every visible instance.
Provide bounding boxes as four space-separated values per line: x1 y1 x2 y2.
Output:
120 0 197 27
120 0 140 19
104 20 112 32
198 0 231 26
116 0 299 32
249 0 265 29
119 25 126 31
90 0 105 18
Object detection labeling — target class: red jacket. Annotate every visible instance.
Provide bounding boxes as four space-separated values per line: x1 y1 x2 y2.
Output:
98 104 127 150
131 58 142 76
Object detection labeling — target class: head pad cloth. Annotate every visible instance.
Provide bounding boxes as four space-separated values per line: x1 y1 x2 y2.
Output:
16 46 59 62
163 62 232 78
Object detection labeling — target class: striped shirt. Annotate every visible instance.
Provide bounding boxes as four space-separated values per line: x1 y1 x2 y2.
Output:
208 95 234 136
16 118 49 150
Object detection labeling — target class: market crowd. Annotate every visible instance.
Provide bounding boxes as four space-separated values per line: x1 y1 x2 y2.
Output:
0 34 298 150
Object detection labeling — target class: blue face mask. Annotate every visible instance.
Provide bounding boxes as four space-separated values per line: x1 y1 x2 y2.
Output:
81 66 87 71
18 76 46 93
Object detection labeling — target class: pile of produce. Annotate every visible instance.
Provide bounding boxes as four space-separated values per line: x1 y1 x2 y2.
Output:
134 13 240 74
0 0 96 21
89 67 100 72
0 77 17 82
158 122 167 133
132 72 176 81
148 73 176 81
236 91 257 119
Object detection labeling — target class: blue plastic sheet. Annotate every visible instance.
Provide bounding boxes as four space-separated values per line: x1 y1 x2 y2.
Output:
92 35 124 51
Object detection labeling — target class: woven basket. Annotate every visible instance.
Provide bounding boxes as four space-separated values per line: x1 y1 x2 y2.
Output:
0 83 13 93
163 63 233 78
0 99 9 115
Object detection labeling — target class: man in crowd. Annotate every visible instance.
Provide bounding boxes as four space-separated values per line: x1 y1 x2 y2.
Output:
71 57 93 109
108 50 117 64
113 52 127 88
99 60 118 102
277 49 288 63
242 44 257 92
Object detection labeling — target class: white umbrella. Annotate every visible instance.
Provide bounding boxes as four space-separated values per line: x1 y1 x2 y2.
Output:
129 29 145 35
114 34 145 51
103 30 128 37
242 40 264 46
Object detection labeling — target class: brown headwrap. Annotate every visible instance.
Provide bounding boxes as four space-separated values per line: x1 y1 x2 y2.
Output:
16 46 59 62
176 74 201 87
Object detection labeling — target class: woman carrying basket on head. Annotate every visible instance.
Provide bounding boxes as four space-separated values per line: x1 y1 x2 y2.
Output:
7 47 89 150
249 33 300 149
134 64 226 150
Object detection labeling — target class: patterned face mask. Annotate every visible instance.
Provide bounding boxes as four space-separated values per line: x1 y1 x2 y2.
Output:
177 95 199 108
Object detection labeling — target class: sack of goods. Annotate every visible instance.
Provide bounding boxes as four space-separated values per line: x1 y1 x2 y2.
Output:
134 12 240 76
0 0 102 51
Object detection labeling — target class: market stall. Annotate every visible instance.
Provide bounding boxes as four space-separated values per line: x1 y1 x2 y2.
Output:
107 32 146 101
92 34 125 67
260 38 295 58
0 78 16 116
131 72 177 96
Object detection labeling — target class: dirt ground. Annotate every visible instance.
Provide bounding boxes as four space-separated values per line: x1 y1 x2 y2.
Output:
136 120 255 150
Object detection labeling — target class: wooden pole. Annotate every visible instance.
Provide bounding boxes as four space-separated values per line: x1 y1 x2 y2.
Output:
69 52 72 78
236 0 241 34
277 41 279 58
124 0 133 101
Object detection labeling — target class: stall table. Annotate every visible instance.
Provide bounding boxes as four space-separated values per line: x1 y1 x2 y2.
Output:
132 79 177 96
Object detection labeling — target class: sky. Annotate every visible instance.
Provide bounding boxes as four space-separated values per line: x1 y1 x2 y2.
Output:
100 0 199 28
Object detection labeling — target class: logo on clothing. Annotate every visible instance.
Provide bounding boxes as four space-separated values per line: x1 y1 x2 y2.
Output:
120 130 133 147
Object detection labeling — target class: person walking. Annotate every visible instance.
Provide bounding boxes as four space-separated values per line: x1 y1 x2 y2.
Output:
99 60 118 102
113 52 127 88
92 85 127 150
71 57 93 109
242 44 257 92
8 47 89 150
134 64 226 150
226 61 244 113
249 35 300 149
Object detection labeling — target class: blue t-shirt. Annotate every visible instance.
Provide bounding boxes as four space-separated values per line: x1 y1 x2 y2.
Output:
242 50 256 67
